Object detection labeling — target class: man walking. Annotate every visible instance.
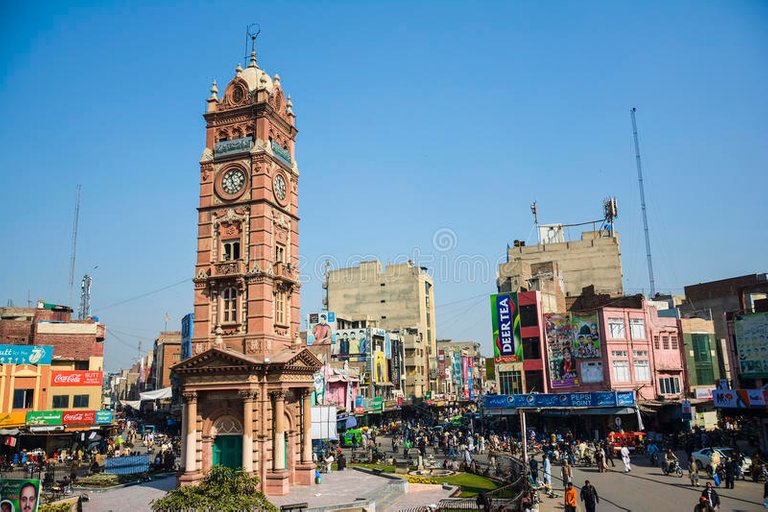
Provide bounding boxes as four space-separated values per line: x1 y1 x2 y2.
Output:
529 455 539 483
561 459 573 488
701 482 720 511
724 458 735 489
564 482 578 512
543 454 552 487
580 480 600 512
620 444 631 473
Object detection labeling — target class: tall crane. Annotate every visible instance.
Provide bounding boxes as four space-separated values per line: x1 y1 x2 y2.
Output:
630 108 656 297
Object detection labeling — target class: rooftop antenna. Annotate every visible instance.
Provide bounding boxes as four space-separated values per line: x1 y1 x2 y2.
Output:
530 201 539 243
244 23 261 66
630 108 656 297
68 185 81 308
78 274 92 320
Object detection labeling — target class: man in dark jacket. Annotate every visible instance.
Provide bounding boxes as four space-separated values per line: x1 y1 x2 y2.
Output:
724 458 735 489
701 482 720 510
580 479 600 512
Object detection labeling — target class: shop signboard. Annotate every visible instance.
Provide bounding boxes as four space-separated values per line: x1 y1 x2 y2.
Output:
681 400 693 420
62 410 96 425
95 410 114 424
491 293 521 363
713 389 768 409
483 391 635 409
51 370 103 386
334 328 368 359
0 412 26 428
372 397 383 411
26 410 62 426
0 344 53 365
694 388 714 399
0 478 41 512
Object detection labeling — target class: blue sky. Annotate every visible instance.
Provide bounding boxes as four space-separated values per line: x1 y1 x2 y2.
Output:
1 1 766 371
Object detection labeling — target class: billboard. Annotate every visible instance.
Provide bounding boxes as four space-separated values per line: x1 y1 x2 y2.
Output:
0 345 53 365
95 410 114 424
462 356 470 400
307 312 336 346
334 328 368 359
1 479 41 512
373 351 387 384
734 312 768 378
51 370 103 386
181 313 193 360
571 313 601 359
467 356 474 401
713 389 768 409
491 293 521 363
545 314 579 388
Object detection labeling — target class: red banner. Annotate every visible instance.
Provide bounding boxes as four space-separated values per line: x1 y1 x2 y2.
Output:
51 370 103 387
62 410 96 425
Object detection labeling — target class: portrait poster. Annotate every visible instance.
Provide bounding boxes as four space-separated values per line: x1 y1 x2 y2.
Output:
335 328 369 360
544 313 579 388
0 479 40 512
307 312 336 346
571 313 601 359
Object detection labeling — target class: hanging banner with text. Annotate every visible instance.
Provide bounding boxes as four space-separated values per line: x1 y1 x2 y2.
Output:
483 391 635 409
491 293 521 363
51 370 103 386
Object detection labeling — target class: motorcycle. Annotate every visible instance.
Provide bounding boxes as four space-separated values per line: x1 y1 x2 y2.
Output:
662 459 684 478
751 463 768 483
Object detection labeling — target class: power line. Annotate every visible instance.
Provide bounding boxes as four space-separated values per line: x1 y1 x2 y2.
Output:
94 278 189 312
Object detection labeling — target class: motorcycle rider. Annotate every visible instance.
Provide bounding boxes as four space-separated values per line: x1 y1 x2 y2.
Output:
665 448 679 474
647 440 660 465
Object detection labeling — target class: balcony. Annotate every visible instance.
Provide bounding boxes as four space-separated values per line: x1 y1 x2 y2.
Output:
213 260 245 277
273 262 298 283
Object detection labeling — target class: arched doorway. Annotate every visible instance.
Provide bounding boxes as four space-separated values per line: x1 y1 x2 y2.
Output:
211 415 243 469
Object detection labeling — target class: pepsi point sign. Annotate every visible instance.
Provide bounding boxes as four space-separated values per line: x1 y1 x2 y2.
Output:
51 370 103 386
483 391 636 409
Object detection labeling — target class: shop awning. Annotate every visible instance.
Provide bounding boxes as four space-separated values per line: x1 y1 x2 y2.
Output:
0 428 20 435
139 387 173 400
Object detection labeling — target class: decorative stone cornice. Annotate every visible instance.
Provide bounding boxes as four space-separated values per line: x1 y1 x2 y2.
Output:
239 389 257 401
270 390 286 401
182 391 198 404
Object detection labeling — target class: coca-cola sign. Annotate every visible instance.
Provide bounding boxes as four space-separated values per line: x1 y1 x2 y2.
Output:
62 410 96 425
51 370 103 386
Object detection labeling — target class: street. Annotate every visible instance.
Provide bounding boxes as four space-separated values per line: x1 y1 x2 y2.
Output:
81 475 176 512
535 458 764 512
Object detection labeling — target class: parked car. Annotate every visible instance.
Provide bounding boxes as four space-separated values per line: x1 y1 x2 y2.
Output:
691 447 751 475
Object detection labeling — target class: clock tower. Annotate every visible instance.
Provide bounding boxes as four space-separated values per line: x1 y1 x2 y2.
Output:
172 48 320 495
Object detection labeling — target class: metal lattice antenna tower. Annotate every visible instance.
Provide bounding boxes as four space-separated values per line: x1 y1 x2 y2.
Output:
68 185 82 308
630 108 656 297
78 274 92 320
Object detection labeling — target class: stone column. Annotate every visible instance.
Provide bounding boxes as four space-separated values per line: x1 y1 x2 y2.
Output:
180 399 187 467
183 391 198 473
272 390 286 471
301 390 312 463
240 390 256 473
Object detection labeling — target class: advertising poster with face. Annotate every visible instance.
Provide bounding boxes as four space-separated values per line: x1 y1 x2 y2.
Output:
307 312 336 346
335 329 369 361
544 314 579 388
571 313 601 359
0 479 40 512
735 312 768 378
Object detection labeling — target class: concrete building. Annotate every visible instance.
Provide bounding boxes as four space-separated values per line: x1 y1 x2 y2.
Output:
498 229 623 299
436 340 484 400
0 301 106 432
151 331 182 390
172 48 320 496
327 260 437 398
683 273 767 384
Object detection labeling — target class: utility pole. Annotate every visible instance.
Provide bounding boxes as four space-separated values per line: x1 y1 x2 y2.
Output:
630 108 656 297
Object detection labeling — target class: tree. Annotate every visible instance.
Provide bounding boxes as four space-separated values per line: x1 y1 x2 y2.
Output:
151 466 278 512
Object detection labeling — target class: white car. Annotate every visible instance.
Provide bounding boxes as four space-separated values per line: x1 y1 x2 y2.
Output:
691 447 751 475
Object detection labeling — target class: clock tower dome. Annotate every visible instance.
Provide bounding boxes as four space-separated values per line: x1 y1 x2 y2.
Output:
173 48 320 496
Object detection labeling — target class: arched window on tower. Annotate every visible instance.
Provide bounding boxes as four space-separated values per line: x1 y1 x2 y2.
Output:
217 130 229 142
222 287 238 323
275 290 287 325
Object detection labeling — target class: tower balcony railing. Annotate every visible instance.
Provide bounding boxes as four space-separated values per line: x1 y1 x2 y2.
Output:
213 259 245 277
273 262 298 281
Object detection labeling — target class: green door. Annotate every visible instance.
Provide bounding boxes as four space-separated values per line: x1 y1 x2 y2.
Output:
213 435 243 469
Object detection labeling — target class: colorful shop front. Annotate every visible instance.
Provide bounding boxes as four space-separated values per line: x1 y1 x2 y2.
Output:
482 391 640 440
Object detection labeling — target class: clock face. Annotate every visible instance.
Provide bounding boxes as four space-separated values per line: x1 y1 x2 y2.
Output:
274 174 287 201
222 168 245 195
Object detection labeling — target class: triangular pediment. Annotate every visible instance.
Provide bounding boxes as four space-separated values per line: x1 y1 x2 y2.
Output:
285 348 323 370
171 347 259 374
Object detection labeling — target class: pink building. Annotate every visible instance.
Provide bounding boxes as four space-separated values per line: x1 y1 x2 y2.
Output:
598 304 684 402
